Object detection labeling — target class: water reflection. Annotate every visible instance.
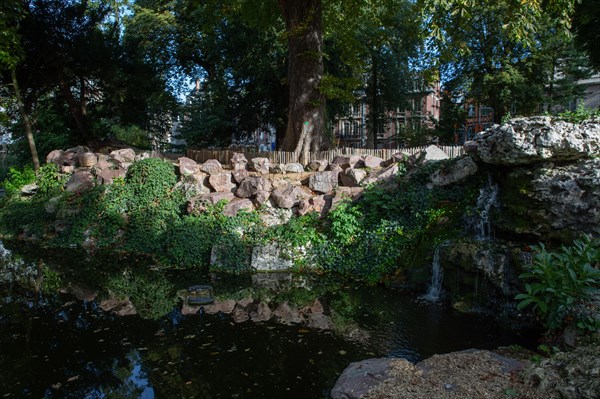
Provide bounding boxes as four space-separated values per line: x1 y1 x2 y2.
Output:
0 240 537 398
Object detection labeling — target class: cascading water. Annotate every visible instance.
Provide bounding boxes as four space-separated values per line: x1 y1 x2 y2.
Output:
472 177 499 240
422 245 444 301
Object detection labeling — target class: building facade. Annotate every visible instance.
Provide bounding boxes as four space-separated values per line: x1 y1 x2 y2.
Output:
332 81 441 148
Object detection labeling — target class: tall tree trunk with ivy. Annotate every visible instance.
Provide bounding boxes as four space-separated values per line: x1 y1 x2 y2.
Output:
279 0 326 164
10 68 39 171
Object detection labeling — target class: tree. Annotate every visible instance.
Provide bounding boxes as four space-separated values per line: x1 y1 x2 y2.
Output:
0 0 39 170
421 0 586 122
573 0 600 69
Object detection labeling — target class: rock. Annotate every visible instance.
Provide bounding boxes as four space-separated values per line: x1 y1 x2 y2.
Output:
179 172 211 195
471 117 600 165
208 172 236 193
332 187 364 206
231 169 249 184
204 299 237 315
273 301 302 324
251 243 293 271
46 150 65 165
428 156 479 187
298 194 332 217
251 157 271 174
96 167 127 185
181 305 200 315
334 350 526 399
423 144 450 161
187 192 235 214
45 196 62 214
259 206 293 227
79 152 97 168
307 159 329 172
309 170 340 193
250 302 272 322
65 169 94 192
382 152 409 167
363 155 384 168
499 158 600 240
237 297 255 310
340 168 368 187
236 176 272 198
269 164 286 174
254 190 271 205
232 306 250 323
61 165 75 174
285 163 305 173
100 298 137 316
200 159 223 175
178 157 200 176
361 163 399 186
110 148 136 165
20 183 39 196
307 313 332 330
270 183 308 209
231 152 248 170
330 358 396 399
222 198 254 216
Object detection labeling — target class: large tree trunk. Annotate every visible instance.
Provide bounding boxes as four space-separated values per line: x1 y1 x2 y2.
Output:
58 72 90 143
11 68 40 171
279 0 326 164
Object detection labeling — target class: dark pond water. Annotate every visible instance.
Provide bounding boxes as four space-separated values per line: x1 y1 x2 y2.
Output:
0 241 537 398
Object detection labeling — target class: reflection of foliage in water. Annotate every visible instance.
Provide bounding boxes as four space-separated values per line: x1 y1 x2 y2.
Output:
107 269 177 320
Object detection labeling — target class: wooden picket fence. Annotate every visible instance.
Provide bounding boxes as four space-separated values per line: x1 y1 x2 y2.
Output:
185 145 464 165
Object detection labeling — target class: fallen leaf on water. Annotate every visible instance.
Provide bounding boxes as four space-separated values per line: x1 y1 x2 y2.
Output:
67 375 79 382
339 350 347 355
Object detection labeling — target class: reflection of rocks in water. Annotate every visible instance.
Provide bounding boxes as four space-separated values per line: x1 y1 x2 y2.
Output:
192 297 336 330
100 297 137 316
251 273 292 290
62 284 97 302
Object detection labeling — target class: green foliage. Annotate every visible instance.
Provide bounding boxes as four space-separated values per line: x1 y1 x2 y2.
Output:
1 165 35 196
107 269 177 320
35 163 64 195
516 235 600 332
111 125 152 149
557 104 600 124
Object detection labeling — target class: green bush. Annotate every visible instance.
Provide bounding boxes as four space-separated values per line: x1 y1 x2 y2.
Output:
516 235 600 332
558 104 600 123
1 165 35 196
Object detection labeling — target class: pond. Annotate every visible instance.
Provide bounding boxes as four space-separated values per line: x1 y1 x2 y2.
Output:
0 241 537 398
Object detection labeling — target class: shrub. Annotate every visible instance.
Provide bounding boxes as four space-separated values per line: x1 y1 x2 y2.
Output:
1 165 35 196
516 235 600 332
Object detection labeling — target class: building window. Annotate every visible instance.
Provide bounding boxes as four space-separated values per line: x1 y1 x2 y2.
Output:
468 104 475 117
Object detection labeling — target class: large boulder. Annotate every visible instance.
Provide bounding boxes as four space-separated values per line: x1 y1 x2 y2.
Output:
427 156 479 187
78 152 97 168
223 198 254 216
361 163 399 186
109 148 136 167
65 169 94 192
251 243 293 271
497 158 600 240
236 176 272 198
230 152 248 171
285 163 305 173
187 192 235 214
178 157 200 176
469 117 600 165
231 169 249 184
333 350 526 399
363 155 384 169
208 172 236 193
309 170 340 193
340 168 368 187
200 159 223 175
96 167 127 185
251 157 271 174
270 183 308 209
307 159 329 172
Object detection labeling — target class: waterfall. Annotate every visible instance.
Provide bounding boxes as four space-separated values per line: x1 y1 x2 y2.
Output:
422 245 444 302
472 178 499 240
